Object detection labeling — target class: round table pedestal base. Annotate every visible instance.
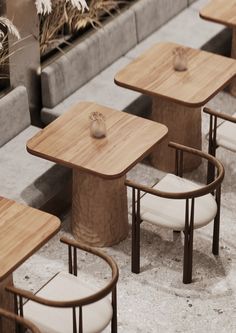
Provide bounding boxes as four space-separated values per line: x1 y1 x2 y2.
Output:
229 28 236 96
72 169 129 247
0 274 14 333
150 97 202 173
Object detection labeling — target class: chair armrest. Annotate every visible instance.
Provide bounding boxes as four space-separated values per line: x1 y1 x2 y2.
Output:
0 308 41 333
203 107 236 123
6 284 62 307
125 178 213 200
7 264 117 308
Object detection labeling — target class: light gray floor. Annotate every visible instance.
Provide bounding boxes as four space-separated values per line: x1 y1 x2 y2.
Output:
14 1 236 332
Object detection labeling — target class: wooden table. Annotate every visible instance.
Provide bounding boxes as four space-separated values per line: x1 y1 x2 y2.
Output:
200 0 236 95
27 101 167 247
115 42 236 172
0 196 60 333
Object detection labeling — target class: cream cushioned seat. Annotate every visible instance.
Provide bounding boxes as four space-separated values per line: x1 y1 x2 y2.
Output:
24 271 113 333
139 173 217 230
216 112 236 152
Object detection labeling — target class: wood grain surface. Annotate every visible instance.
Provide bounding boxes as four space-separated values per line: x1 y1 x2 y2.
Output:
200 0 236 27
0 275 14 333
150 97 202 172
230 28 236 96
0 196 60 281
27 102 168 178
114 42 236 107
72 169 128 246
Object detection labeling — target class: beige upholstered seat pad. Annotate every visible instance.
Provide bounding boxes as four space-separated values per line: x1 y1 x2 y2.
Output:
140 174 217 230
217 112 236 152
24 272 113 333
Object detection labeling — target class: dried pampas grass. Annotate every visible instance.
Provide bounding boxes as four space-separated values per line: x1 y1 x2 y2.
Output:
66 0 121 32
66 0 89 12
35 0 88 14
35 0 52 15
39 0 121 56
0 17 20 47
0 36 9 73
0 17 21 81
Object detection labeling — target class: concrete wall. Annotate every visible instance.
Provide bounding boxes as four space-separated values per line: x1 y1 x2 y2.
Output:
5 0 41 125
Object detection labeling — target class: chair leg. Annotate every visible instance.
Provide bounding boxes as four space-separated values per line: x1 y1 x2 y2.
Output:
207 114 217 184
207 161 215 185
17 296 25 333
131 188 141 274
212 215 220 255
212 186 221 255
183 198 194 284
131 213 140 274
183 228 193 284
111 287 117 333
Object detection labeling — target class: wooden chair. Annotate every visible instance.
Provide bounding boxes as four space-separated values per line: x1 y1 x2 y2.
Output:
126 142 224 284
0 308 41 332
6 237 119 333
203 106 236 182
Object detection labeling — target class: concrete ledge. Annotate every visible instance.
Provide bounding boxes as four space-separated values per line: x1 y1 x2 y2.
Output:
0 86 30 147
41 33 101 109
0 86 71 213
0 125 69 206
41 57 145 124
41 8 137 109
126 4 224 59
132 0 188 42
97 8 137 69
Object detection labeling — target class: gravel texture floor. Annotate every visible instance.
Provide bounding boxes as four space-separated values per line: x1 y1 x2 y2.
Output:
13 91 236 333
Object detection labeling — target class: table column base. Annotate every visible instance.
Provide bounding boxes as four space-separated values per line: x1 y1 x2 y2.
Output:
0 275 14 333
72 169 129 247
150 97 202 173
229 28 236 96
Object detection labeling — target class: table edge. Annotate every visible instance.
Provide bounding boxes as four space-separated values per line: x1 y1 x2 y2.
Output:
0 216 61 282
199 11 235 28
115 76 236 108
26 125 168 179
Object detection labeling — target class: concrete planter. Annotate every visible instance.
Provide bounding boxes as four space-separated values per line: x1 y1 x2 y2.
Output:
1 0 196 123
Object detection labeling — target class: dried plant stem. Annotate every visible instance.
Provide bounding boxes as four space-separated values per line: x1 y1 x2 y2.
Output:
40 0 122 56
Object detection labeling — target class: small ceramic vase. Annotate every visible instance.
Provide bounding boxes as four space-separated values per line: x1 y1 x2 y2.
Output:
173 47 188 72
89 111 106 138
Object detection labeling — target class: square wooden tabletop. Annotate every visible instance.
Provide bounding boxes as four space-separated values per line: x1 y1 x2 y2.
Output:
27 102 167 178
114 42 236 107
200 0 236 28
0 197 60 281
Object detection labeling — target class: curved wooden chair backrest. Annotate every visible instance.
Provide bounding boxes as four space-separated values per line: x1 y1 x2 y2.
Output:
6 237 119 333
203 106 236 159
7 237 119 308
126 141 225 200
